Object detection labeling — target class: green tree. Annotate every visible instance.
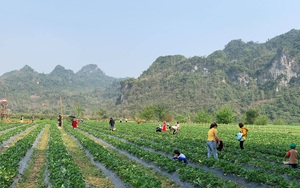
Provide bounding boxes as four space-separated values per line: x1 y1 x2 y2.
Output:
245 109 259 124
195 110 212 123
154 104 168 121
139 106 155 122
96 109 107 120
73 103 85 118
254 115 269 125
216 107 235 124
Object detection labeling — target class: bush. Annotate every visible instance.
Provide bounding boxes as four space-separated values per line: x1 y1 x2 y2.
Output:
254 115 269 125
273 118 285 125
195 110 211 123
216 107 235 124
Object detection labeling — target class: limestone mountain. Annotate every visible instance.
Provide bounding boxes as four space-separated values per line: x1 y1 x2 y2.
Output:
117 29 300 123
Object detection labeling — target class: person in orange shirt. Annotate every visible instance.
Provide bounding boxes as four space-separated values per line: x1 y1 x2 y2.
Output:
206 122 220 159
238 123 249 150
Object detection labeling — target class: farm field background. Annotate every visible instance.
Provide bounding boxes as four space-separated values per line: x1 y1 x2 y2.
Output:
0 120 299 188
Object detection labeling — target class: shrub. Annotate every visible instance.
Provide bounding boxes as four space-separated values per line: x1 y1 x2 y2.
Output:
254 115 269 125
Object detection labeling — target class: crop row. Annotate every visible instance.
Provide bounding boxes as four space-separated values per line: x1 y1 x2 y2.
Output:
64 125 165 188
0 123 23 132
78 124 240 188
0 124 44 187
82 122 299 187
0 124 33 145
47 124 86 187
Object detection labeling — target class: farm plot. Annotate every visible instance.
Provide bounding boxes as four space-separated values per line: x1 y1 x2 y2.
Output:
76 121 300 188
0 120 299 188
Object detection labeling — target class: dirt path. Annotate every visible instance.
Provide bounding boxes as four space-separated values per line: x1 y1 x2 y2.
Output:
0 125 37 154
16 124 50 188
60 128 114 188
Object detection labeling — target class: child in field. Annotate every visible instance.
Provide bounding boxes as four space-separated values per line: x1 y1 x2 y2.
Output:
238 123 248 150
172 150 188 164
283 143 298 168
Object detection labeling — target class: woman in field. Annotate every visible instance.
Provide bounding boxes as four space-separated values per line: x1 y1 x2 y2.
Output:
162 121 167 132
238 123 249 150
207 122 220 159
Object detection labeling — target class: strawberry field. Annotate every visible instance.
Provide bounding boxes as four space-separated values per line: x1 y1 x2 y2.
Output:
0 120 299 188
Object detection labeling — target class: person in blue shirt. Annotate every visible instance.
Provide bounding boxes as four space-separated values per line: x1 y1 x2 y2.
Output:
172 150 188 164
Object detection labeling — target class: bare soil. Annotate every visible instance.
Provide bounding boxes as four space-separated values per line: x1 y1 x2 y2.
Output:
16 124 50 188
60 128 115 188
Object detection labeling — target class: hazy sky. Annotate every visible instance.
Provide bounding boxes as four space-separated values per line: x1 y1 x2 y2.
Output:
0 1 300 78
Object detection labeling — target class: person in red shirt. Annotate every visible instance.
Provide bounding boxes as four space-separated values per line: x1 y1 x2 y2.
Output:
72 118 78 129
162 121 167 132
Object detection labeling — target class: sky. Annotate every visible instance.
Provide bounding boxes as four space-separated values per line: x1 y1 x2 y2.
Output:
0 1 300 78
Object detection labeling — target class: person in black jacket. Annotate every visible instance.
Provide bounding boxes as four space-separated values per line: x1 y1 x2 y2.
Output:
109 118 115 131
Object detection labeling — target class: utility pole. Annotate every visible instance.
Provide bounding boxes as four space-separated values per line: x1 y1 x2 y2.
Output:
60 97 63 127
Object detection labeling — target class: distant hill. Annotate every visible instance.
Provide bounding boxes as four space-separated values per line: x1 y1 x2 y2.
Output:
0 64 124 116
117 29 300 123
1 29 300 123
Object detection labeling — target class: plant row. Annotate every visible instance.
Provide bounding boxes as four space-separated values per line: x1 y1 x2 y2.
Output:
65 125 164 188
79 125 240 188
0 124 44 187
47 124 86 187
82 123 299 187
0 124 33 145
0 123 23 132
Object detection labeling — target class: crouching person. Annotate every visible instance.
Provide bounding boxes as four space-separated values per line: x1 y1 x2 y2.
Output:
172 150 188 164
283 143 298 168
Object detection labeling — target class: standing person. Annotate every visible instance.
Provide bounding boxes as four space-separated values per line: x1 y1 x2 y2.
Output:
125 118 128 123
284 143 298 168
31 116 34 123
109 118 115 131
172 150 188 164
20 116 24 123
72 118 78 129
207 122 220 159
58 115 62 127
238 123 249 150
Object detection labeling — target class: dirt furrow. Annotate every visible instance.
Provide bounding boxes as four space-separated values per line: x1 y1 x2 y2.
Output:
60 128 115 188
15 124 50 188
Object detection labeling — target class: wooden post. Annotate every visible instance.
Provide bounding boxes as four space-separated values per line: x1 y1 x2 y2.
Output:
60 97 63 127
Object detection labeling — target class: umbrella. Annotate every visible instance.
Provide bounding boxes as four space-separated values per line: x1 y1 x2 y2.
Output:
68 115 76 118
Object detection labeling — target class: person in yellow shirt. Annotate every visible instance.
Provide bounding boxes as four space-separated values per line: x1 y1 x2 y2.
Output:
207 122 220 159
238 123 249 150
